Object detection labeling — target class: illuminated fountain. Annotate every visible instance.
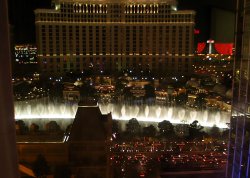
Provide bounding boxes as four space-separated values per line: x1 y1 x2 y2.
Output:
14 99 77 130
99 103 230 128
14 100 230 128
15 100 78 119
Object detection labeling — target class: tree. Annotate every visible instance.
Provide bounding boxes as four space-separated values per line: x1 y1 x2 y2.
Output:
15 120 28 135
175 124 189 138
188 120 204 140
158 120 175 138
30 123 39 133
209 125 221 138
189 120 203 130
45 121 61 133
142 125 157 138
32 154 50 178
125 118 141 138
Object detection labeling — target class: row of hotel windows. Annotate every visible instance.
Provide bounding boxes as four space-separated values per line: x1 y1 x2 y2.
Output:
41 35 190 46
40 49 191 56
37 13 193 23
41 25 192 32
39 12 192 18
41 34 189 42
40 46 191 56
62 3 108 14
42 57 190 62
40 47 191 55
40 26 192 43
39 25 192 55
62 3 173 14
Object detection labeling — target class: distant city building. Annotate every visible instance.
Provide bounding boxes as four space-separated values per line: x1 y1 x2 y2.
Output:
63 82 80 101
14 44 37 64
194 40 233 79
226 0 250 177
34 0 195 76
196 41 234 55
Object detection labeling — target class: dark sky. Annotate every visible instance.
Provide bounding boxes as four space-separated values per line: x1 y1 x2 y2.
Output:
8 0 235 44
8 0 51 44
178 0 235 42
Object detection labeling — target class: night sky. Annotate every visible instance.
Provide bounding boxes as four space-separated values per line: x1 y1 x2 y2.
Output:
8 0 51 44
178 0 235 42
8 0 235 44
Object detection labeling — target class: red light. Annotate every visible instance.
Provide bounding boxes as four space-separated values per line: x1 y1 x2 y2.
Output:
140 174 145 177
214 43 233 55
197 43 206 53
194 29 200 34
197 42 234 55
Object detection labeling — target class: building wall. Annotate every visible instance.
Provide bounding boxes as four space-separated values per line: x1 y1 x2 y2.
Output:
35 0 195 76
227 0 250 177
17 142 111 178
69 141 111 178
17 143 69 165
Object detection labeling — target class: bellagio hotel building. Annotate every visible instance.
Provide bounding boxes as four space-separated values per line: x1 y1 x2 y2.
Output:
35 0 195 76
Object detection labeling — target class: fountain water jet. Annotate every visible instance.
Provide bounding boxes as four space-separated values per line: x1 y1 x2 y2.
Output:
14 100 230 128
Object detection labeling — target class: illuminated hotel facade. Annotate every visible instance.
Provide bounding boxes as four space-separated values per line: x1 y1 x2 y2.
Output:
14 44 37 64
35 0 195 76
226 0 250 177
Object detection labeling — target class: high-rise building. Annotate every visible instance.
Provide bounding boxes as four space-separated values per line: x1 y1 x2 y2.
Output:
14 44 37 64
34 0 195 76
226 0 250 177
